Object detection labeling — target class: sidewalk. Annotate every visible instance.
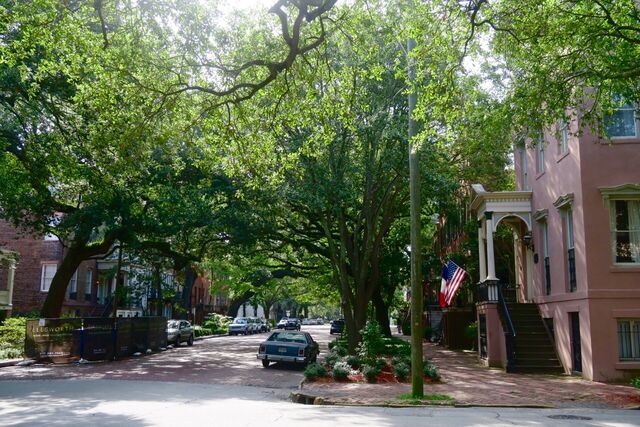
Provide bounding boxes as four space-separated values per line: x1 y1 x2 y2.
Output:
300 342 640 409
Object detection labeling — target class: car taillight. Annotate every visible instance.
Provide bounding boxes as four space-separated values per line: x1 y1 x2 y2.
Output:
259 345 266 353
298 348 305 357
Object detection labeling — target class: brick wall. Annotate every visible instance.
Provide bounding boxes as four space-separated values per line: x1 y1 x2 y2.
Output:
0 220 101 316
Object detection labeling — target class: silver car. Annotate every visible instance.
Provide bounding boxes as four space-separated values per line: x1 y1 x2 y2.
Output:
228 317 251 335
167 320 194 346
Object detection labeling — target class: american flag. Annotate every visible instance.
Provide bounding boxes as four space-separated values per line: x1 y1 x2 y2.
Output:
439 259 468 308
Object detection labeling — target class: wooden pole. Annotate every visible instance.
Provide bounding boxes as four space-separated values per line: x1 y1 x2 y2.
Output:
407 0 424 398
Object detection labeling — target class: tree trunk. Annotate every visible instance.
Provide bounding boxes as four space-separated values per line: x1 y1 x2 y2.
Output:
41 235 115 318
226 290 254 317
181 265 196 314
40 247 86 318
372 286 392 337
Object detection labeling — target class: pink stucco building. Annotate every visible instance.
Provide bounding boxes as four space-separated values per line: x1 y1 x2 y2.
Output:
471 106 640 381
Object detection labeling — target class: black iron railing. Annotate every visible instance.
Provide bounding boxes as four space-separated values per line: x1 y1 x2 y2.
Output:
497 283 516 373
544 256 551 295
568 248 576 291
476 282 489 302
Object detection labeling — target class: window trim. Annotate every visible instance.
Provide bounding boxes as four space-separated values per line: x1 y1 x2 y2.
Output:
604 98 639 140
558 119 569 155
600 184 640 266
618 319 640 361
41 263 57 292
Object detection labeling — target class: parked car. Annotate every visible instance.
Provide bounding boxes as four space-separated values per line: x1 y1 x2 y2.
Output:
257 330 320 367
276 317 289 329
301 318 312 325
257 318 271 333
284 318 301 330
167 319 195 346
228 317 251 335
249 317 262 334
330 319 345 335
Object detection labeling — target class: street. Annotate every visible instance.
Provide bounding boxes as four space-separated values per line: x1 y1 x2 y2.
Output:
0 324 333 388
1 379 638 427
1 324 638 426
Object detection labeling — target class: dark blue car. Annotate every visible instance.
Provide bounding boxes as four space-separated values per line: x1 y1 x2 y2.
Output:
257 331 319 368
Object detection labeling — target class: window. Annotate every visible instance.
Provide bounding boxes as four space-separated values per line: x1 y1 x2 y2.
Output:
604 96 638 138
40 263 57 292
566 208 577 292
618 319 640 361
85 270 93 302
69 271 78 300
541 222 551 295
536 133 545 174
558 119 569 154
611 200 640 264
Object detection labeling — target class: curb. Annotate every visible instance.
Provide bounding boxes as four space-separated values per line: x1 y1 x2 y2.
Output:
290 391 559 409
0 358 22 368
194 333 228 341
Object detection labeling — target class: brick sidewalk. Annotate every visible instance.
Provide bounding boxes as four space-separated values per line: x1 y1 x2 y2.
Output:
300 342 640 409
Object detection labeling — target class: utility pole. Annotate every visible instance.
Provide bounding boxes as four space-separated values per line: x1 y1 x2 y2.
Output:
407 0 424 398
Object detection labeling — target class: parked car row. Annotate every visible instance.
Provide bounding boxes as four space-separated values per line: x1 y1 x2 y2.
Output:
228 317 271 336
301 318 325 325
276 317 301 330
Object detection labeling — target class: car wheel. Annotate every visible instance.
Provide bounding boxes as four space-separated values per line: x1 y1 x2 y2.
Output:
262 359 270 368
187 334 194 346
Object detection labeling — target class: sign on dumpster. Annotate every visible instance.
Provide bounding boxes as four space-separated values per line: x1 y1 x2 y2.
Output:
82 318 115 361
25 318 82 363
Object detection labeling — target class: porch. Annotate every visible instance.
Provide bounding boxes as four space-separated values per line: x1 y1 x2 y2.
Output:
471 184 562 374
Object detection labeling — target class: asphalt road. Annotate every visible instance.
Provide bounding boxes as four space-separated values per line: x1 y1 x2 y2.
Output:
0 324 334 389
1 379 638 427
1 324 638 426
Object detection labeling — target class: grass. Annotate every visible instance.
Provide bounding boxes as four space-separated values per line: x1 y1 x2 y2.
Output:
397 393 453 405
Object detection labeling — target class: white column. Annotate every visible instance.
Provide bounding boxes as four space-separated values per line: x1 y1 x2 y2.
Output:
478 220 487 282
485 212 498 281
7 262 16 308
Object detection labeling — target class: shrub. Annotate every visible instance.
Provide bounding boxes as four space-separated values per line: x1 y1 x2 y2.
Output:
193 326 214 337
328 338 348 356
423 362 440 381
323 351 342 368
465 321 478 350
332 361 350 380
346 355 361 369
631 377 640 389
357 320 385 362
203 313 231 334
304 363 327 381
382 337 411 357
393 362 409 381
0 317 28 359
392 354 411 369
361 364 381 383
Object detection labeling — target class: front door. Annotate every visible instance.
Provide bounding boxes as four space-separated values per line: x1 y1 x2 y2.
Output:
570 312 582 373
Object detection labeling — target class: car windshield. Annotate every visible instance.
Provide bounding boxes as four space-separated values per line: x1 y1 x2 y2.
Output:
268 332 307 344
167 320 179 328
233 318 247 324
